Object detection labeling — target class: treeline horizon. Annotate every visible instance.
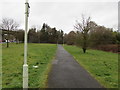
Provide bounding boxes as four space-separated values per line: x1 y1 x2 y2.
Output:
1 17 120 50
65 21 120 46
2 23 64 44
2 22 120 45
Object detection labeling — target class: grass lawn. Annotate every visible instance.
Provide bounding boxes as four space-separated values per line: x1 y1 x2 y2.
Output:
64 45 118 88
2 43 57 88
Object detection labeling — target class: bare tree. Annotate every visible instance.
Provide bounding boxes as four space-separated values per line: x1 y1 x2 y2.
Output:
74 15 92 53
0 18 19 47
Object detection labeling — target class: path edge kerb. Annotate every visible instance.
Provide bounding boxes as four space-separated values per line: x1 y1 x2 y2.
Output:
46 45 58 88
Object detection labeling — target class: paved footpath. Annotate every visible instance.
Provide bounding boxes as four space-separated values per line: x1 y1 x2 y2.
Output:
48 45 104 88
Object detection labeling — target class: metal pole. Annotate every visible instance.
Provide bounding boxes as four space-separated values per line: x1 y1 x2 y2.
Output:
23 0 29 88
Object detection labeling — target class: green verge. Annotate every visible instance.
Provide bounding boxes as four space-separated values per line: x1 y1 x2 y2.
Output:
2 43 57 88
64 45 118 88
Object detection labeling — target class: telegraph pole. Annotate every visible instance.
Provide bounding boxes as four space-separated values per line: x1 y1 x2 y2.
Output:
23 0 30 88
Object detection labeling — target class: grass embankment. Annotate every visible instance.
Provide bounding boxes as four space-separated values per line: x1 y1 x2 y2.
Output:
64 45 118 88
2 43 57 88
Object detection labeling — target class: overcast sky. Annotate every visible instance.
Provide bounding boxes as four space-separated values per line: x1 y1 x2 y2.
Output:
0 0 119 33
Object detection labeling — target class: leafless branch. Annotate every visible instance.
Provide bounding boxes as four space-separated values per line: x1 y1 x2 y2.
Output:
0 18 19 31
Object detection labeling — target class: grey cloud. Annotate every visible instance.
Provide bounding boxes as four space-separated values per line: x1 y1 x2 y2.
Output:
1 1 118 33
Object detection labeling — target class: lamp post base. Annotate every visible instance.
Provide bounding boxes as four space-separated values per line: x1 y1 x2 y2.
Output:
23 64 28 89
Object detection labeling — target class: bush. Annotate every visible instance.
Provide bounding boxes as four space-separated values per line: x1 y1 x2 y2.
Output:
93 44 119 53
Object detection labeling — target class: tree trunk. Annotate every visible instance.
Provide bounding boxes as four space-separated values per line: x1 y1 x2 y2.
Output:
7 29 9 48
82 35 87 53
83 48 86 53
6 39 9 48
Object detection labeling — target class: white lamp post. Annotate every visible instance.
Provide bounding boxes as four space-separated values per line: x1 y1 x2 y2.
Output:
23 0 30 88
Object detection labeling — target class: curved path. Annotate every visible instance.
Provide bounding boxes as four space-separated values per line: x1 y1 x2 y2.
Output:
48 45 104 88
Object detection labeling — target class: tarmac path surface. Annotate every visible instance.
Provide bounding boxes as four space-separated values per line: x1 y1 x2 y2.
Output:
48 45 104 88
